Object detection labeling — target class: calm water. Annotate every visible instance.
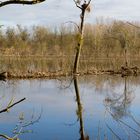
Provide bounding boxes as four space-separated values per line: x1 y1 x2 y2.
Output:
0 75 140 140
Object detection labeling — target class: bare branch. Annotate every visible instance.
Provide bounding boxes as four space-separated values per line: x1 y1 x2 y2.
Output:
73 0 82 9
105 123 122 140
87 0 92 6
64 21 80 31
0 0 45 7
127 22 140 29
81 0 92 10
0 134 11 139
0 98 26 113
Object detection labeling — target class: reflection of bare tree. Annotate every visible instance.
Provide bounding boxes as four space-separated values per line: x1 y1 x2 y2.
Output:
0 91 42 140
104 77 140 139
74 77 89 140
0 109 42 140
104 76 134 119
0 98 26 140
0 98 26 114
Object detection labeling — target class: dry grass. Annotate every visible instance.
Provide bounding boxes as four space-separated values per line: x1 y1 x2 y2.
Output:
0 20 140 77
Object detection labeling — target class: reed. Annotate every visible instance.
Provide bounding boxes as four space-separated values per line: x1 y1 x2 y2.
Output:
0 20 140 77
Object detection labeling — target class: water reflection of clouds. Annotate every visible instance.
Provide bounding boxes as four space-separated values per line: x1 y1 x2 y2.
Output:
1 77 140 140
1 78 139 110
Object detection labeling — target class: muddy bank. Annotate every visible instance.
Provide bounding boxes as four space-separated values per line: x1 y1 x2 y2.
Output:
0 71 71 79
0 66 139 80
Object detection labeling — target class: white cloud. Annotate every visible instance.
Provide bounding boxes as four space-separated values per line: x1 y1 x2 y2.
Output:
0 0 140 27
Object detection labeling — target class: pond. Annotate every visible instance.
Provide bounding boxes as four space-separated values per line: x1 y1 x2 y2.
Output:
0 75 140 140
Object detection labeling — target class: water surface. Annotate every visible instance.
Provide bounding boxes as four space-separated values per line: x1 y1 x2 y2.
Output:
0 75 140 140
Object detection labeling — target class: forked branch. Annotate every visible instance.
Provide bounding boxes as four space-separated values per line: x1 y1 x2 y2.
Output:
73 0 91 10
73 0 82 9
0 98 26 113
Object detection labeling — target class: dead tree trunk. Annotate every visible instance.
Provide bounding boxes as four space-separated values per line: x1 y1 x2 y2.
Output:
73 0 91 75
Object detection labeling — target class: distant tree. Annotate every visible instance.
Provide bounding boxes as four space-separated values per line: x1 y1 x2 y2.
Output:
0 0 45 7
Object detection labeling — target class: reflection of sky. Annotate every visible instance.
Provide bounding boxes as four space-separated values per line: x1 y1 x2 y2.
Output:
0 0 140 28
0 77 140 140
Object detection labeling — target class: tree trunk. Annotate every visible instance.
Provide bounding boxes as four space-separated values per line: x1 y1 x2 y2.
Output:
73 9 86 74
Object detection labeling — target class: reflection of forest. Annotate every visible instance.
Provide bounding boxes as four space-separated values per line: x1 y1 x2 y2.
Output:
104 76 140 139
58 75 140 139
75 75 140 90
73 75 140 140
1 75 140 140
104 76 134 119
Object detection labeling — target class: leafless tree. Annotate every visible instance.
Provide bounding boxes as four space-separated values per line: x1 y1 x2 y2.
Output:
73 0 92 75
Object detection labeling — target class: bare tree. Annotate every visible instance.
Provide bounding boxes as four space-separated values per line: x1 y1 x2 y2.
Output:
73 0 91 75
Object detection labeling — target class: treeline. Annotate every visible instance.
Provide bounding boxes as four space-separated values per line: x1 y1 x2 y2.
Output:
0 20 140 58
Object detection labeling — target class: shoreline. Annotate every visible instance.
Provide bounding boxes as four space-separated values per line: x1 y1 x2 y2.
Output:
0 66 139 80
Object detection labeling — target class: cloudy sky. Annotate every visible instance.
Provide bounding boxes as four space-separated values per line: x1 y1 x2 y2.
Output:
0 0 140 27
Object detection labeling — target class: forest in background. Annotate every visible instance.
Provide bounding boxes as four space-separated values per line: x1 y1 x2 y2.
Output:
0 20 139 57
0 20 140 76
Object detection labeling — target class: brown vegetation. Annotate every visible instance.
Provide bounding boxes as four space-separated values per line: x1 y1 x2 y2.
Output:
0 20 140 78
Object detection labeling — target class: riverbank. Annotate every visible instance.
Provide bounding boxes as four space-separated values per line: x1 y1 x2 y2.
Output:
0 65 139 80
